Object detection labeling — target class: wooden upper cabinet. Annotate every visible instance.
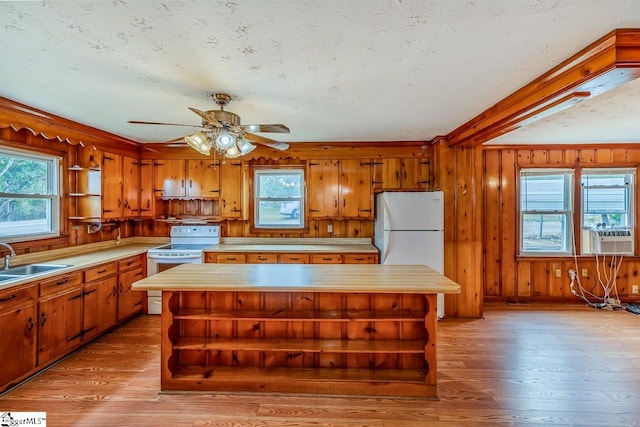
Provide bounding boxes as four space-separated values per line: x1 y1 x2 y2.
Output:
308 160 340 218
102 152 124 220
219 160 244 219
122 156 140 217
138 160 154 217
186 160 220 198
308 159 372 218
153 159 186 198
153 159 221 199
340 159 372 218
372 158 430 190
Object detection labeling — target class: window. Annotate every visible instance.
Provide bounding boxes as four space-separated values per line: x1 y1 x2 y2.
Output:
520 169 573 254
254 168 304 229
0 148 61 241
581 168 635 253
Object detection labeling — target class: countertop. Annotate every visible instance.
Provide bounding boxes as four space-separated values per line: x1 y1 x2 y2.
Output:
0 239 165 291
132 263 461 294
204 237 379 254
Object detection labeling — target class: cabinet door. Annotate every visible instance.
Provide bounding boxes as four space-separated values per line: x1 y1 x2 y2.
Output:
340 159 372 218
138 160 154 217
102 152 124 219
216 253 247 263
117 268 144 321
219 161 243 218
0 285 36 390
122 156 140 217
38 287 84 365
83 276 118 341
372 158 402 189
401 159 430 189
187 159 220 198
311 254 343 264
153 159 186 197
307 160 340 217
343 254 378 264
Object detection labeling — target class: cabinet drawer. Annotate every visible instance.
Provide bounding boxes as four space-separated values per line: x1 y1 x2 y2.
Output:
344 254 377 264
311 254 343 264
246 253 278 264
216 254 247 264
0 284 36 311
39 271 83 296
84 263 118 282
118 255 144 272
279 254 310 264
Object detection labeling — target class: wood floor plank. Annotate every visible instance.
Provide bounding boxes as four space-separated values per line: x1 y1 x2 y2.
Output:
1 303 640 426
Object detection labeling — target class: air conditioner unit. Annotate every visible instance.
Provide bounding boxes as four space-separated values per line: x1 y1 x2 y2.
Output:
589 229 634 255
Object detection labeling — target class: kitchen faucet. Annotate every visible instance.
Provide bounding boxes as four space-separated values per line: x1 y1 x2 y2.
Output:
0 242 16 270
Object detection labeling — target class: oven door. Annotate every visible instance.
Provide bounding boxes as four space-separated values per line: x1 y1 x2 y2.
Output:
146 253 203 314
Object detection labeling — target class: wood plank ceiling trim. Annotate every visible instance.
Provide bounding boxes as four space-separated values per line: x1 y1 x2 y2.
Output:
445 28 640 148
0 95 139 150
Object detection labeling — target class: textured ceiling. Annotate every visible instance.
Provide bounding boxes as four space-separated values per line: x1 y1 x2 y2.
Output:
1 0 640 146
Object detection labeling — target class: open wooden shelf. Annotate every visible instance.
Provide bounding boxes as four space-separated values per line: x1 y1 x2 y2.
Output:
164 365 434 397
160 289 438 397
173 308 426 322
173 337 426 353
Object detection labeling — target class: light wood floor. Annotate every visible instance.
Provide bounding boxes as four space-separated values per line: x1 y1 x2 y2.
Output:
2 303 640 426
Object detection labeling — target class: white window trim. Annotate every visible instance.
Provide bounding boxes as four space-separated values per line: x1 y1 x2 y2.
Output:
253 168 305 229
0 147 61 242
519 168 574 255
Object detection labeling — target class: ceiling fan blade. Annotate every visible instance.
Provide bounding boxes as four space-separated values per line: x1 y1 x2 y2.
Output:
241 123 290 134
245 133 289 151
161 136 188 144
189 107 223 128
128 120 200 128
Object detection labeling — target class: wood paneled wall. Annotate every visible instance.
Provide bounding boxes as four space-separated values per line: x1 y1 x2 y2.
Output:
435 141 484 318
483 145 640 303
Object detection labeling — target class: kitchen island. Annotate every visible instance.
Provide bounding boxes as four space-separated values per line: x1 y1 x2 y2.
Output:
132 263 460 398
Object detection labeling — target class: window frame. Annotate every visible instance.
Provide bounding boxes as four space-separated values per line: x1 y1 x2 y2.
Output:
250 165 307 232
0 146 62 242
519 168 574 255
580 167 635 254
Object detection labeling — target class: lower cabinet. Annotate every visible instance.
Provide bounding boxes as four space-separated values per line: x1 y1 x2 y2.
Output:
83 276 118 341
1 253 147 393
117 256 145 320
206 252 377 264
37 271 84 366
0 284 37 390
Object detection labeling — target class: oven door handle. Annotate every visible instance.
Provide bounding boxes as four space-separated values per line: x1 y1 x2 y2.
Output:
147 253 203 260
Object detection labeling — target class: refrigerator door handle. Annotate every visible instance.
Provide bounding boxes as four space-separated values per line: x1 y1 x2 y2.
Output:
382 198 391 263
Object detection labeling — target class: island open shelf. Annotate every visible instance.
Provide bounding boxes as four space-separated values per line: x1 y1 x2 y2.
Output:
133 263 461 398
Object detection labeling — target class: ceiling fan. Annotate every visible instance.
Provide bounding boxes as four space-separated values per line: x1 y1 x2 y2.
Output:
128 93 290 158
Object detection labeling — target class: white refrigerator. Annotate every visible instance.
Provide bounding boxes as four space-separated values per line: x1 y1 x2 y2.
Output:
374 191 445 318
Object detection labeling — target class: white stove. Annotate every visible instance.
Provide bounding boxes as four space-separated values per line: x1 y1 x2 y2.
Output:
147 225 221 262
146 225 220 313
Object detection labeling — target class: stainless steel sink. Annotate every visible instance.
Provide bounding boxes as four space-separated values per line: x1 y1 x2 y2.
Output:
0 274 21 282
2 263 71 276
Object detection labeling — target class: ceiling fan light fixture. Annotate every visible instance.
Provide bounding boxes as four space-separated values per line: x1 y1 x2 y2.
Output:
224 143 242 158
237 137 257 155
215 130 237 150
184 131 212 155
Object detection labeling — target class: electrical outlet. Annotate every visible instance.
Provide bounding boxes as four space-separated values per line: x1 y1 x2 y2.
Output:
555 268 561 278
327 224 333 233
633 285 639 294
581 268 588 277
568 269 577 280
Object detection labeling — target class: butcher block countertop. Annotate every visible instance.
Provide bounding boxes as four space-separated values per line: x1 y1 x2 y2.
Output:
132 263 461 294
205 237 379 253
0 238 166 291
